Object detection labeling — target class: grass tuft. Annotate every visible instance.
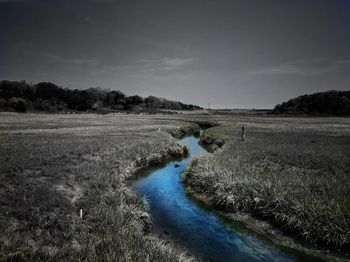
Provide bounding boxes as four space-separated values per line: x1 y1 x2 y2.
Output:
0 113 195 261
184 116 350 254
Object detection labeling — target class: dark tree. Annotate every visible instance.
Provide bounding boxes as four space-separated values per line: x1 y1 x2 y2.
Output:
14 99 28 112
0 80 202 113
272 91 350 116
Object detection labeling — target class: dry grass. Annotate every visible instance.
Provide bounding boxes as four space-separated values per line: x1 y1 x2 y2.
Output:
2 112 349 260
0 113 197 261
184 115 350 254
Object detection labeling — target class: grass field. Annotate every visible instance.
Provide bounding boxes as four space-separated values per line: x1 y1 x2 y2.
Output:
1 113 349 260
0 113 199 261
184 115 350 255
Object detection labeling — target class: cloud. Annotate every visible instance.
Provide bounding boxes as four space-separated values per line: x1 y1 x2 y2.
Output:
13 43 100 67
71 59 100 66
335 59 350 65
248 57 350 76
136 57 193 71
15 45 192 76
163 58 193 68
82 16 96 24
89 57 194 76
44 53 100 66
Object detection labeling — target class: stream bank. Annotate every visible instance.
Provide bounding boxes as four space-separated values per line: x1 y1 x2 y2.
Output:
131 130 325 261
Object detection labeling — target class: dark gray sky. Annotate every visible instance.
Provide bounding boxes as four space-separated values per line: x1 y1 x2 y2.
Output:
1 0 350 108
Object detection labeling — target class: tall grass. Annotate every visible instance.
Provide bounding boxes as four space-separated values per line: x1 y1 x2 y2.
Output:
184 116 350 254
0 113 195 261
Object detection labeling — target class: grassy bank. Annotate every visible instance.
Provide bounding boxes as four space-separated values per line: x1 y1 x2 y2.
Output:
0 113 196 261
183 116 350 256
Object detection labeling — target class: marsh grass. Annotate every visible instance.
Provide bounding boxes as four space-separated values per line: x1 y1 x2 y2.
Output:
0 113 195 261
184 116 350 254
2 112 349 260
199 126 226 151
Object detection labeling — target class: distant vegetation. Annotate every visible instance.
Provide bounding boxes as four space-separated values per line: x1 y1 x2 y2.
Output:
0 80 201 113
272 90 350 115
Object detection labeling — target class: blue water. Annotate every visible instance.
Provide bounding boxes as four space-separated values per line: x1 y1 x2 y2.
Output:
132 134 322 262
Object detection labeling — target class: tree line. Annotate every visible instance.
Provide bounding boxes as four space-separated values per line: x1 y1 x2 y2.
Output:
0 80 201 113
272 90 350 116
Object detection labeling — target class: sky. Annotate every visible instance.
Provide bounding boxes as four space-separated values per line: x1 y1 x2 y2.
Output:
1 0 350 108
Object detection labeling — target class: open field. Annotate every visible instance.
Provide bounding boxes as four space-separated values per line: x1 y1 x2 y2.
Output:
1 112 350 261
0 113 199 261
184 115 350 256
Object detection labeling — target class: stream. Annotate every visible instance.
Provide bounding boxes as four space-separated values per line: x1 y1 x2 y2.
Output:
132 132 323 261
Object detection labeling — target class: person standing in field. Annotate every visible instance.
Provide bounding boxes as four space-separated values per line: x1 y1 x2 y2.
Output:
241 125 246 142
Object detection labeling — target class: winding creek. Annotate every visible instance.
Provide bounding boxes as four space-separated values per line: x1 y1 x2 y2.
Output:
132 132 323 262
